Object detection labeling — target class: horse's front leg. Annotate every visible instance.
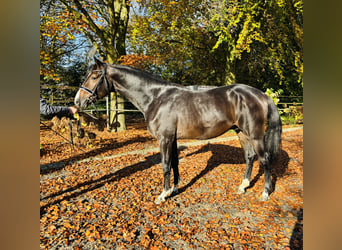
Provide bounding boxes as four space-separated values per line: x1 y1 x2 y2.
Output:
155 135 175 204
171 134 181 195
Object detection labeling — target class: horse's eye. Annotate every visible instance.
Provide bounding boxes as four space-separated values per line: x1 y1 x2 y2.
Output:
91 76 98 80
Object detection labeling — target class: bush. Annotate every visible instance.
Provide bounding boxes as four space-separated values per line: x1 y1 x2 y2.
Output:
265 88 303 125
281 104 303 125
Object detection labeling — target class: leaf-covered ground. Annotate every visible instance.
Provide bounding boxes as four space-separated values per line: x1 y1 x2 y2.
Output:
40 120 303 249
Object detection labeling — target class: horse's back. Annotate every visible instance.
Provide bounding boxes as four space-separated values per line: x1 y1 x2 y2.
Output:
146 83 269 140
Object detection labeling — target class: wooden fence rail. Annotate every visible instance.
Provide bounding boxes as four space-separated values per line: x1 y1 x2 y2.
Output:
42 86 303 129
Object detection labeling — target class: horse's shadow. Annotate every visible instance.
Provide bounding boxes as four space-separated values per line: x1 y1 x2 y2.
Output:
290 208 303 249
40 152 162 217
40 143 289 216
175 143 290 197
40 135 153 174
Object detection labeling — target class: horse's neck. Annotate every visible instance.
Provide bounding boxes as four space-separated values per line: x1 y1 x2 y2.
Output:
111 70 154 115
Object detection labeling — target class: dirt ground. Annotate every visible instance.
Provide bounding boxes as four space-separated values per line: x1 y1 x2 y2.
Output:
40 119 303 249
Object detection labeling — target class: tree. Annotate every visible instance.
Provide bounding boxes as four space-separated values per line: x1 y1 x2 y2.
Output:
58 0 131 131
41 0 131 131
40 0 91 108
40 0 85 84
129 0 303 95
129 0 225 86
59 60 89 87
200 0 303 94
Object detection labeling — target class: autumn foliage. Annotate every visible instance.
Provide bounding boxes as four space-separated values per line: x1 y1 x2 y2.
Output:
119 54 159 70
40 119 303 249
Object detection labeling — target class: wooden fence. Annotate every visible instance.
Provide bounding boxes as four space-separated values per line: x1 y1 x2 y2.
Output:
41 86 303 128
277 95 303 113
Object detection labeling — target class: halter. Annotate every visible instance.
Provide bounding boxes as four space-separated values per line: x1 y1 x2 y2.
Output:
79 63 111 102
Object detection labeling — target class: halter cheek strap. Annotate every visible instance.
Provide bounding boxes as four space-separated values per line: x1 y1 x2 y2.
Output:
80 63 110 101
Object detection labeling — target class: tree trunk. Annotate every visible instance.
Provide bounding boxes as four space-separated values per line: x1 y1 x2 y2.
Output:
114 0 129 56
106 55 127 132
224 40 236 85
109 92 126 132
107 0 129 132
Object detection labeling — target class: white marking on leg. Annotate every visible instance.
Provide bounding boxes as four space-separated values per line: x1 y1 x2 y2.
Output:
236 179 250 194
260 191 269 201
155 188 173 204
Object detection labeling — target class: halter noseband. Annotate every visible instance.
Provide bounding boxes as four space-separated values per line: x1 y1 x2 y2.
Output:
80 63 111 102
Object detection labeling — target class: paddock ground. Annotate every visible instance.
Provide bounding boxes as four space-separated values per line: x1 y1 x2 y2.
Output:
40 121 303 249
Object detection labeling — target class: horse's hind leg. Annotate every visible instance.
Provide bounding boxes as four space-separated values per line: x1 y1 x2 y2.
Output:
236 132 257 194
250 138 272 201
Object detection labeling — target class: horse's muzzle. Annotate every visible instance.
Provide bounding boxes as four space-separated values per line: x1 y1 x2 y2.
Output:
74 90 88 108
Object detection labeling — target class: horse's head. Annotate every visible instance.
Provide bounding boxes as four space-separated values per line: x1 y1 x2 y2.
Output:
74 57 111 108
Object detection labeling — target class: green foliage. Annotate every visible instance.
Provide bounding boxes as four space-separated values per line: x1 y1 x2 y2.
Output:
265 88 284 106
265 88 284 117
281 103 303 125
59 60 88 87
41 0 303 96
204 0 303 94
265 88 303 125
40 59 88 106
129 0 303 95
40 1 86 82
129 0 225 85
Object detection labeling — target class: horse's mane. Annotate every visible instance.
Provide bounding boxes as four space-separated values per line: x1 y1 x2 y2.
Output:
112 64 185 88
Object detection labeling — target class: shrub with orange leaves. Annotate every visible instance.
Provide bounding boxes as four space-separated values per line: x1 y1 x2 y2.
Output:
118 53 159 70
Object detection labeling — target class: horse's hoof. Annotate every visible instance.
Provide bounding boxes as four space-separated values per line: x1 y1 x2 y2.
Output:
155 189 172 204
171 186 178 195
155 196 165 204
236 187 246 195
236 190 245 195
260 192 269 201
236 179 249 195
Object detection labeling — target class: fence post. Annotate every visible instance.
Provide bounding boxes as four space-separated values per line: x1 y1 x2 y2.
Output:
106 96 110 131
50 91 54 104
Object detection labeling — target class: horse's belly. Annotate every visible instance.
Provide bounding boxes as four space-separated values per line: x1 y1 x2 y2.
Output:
177 121 231 140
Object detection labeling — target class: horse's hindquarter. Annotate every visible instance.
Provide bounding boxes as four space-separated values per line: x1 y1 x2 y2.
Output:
227 84 269 138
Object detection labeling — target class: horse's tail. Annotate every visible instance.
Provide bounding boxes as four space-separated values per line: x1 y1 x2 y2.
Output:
265 97 282 163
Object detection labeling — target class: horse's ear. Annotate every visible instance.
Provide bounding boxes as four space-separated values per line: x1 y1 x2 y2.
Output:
94 57 104 67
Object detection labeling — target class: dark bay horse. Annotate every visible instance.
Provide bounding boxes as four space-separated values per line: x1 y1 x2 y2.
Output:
74 57 282 203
